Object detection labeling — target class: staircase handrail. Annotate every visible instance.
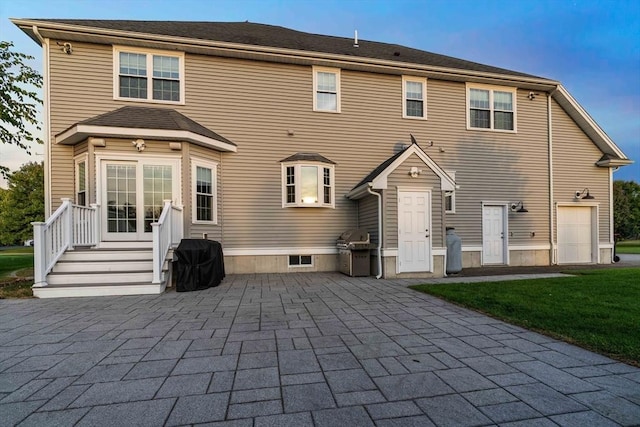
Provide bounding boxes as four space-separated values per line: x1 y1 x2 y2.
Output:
151 201 183 284
32 199 100 287
32 198 72 287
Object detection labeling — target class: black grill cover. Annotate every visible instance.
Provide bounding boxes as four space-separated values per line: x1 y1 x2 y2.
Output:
175 239 225 292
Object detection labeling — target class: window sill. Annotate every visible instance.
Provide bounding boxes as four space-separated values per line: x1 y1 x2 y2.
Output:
313 109 341 114
284 204 334 209
402 115 427 120
114 96 185 106
466 127 517 134
192 220 218 225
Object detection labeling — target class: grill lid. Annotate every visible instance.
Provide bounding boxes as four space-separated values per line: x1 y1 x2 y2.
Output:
337 229 370 244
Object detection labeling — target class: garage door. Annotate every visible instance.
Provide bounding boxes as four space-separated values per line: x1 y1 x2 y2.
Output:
557 206 594 264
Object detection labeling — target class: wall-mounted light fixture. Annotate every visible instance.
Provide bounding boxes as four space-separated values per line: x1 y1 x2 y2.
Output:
575 188 595 200
409 166 422 178
527 91 539 100
510 201 528 213
56 41 73 54
132 139 146 152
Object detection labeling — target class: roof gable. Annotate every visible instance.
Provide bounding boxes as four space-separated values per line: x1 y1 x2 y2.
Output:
348 140 456 199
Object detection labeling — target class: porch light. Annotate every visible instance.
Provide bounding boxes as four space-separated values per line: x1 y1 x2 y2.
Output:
409 166 422 178
575 188 595 200
510 201 528 213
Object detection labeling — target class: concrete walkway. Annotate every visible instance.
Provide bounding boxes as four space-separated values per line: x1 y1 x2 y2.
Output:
0 273 639 426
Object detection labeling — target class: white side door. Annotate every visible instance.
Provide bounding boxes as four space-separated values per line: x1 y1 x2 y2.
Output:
398 190 432 273
483 205 507 264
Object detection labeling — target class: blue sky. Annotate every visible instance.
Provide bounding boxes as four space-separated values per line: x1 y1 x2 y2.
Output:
1 0 638 182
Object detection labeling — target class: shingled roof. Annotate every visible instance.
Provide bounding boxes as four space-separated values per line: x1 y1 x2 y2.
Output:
31 19 542 79
55 106 236 151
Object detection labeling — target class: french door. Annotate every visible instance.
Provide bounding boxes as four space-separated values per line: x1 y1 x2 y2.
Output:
101 159 179 241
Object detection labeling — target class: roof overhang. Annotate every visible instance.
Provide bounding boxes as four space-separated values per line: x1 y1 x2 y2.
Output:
55 124 238 152
347 143 456 200
595 157 634 168
12 18 558 91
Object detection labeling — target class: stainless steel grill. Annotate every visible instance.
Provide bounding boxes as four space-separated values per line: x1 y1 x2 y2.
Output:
337 229 375 276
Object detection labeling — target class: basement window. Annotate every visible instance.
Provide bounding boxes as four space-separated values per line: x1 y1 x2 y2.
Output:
289 255 312 267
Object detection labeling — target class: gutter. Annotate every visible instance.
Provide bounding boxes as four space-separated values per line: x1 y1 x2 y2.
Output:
367 184 383 279
32 25 51 217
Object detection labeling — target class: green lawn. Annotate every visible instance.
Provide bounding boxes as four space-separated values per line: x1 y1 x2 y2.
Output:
0 248 34 298
617 240 640 254
410 268 640 365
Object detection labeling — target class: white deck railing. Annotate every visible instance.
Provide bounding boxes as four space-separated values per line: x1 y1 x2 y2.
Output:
33 198 182 288
32 198 99 287
151 201 184 284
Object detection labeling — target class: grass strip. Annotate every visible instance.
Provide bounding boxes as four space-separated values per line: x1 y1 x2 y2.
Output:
410 268 640 365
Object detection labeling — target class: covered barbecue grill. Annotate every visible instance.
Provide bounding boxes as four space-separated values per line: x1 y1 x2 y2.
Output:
174 239 225 292
337 229 376 276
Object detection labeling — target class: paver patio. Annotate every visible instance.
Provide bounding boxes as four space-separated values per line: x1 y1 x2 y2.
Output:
0 272 639 426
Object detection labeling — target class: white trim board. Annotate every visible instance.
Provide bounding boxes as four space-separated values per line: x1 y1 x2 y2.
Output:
224 247 338 256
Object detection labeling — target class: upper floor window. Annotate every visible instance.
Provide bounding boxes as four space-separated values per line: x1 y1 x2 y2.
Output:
402 76 427 119
467 84 516 132
114 47 185 104
313 66 341 113
281 153 335 208
191 159 218 224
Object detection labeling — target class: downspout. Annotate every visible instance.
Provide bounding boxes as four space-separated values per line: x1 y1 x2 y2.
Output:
609 167 614 261
547 90 556 264
33 26 51 217
367 184 383 279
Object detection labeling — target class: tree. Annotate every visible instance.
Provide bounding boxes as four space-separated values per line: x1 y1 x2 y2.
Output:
0 162 44 245
0 41 43 178
613 180 640 240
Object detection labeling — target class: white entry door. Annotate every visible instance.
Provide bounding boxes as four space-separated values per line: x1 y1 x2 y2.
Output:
483 205 507 264
558 206 594 264
398 190 431 273
101 159 179 241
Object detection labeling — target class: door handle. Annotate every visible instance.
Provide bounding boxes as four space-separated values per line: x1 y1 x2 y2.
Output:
425 229 429 238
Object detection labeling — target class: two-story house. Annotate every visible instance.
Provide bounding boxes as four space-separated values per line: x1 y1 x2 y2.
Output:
12 19 632 298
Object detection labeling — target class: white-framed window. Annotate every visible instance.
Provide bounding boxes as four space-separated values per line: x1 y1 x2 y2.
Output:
444 170 456 213
289 255 313 267
281 162 335 208
114 46 185 104
75 155 88 206
402 76 427 119
191 158 218 224
313 66 341 112
466 84 516 132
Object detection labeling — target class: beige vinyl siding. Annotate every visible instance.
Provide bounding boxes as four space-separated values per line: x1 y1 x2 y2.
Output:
551 99 610 243
385 155 444 248
46 41 580 255
358 195 379 244
49 42 114 210
431 84 551 247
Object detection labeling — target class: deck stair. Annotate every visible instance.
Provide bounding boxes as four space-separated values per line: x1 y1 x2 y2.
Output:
33 245 173 298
